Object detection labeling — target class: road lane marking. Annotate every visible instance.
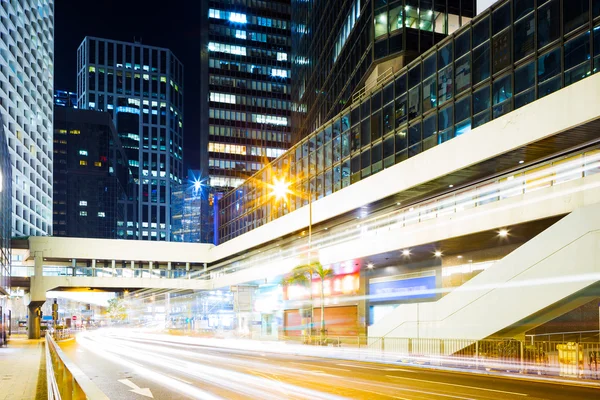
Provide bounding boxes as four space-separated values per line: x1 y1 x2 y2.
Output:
235 355 269 361
385 375 528 396
336 363 417 372
351 387 413 400
289 362 351 372
165 373 193 385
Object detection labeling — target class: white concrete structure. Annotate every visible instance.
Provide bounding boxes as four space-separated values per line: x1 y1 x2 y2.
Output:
0 1 54 236
368 202 600 341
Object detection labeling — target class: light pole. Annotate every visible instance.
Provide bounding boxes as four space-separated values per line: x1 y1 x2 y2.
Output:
270 177 315 339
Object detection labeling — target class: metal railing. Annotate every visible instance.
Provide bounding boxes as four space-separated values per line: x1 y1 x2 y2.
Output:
46 332 109 400
52 328 73 342
41 266 198 280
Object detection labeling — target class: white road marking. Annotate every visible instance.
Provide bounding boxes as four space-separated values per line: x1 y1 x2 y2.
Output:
336 363 417 372
118 379 154 398
165 373 193 385
386 375 528 396
289 362 351 372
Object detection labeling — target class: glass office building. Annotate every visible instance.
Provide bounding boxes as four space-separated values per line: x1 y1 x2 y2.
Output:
171 170 205 243
77 37 184 241
291 0 475 142
54 90 78 108
0 0 54 236
200 0 292 192
53 108 131 239
219 0 600 243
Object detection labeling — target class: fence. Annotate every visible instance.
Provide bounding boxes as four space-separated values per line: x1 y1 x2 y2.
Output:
52 328 73 342
46 332 109 400
282 334 600 380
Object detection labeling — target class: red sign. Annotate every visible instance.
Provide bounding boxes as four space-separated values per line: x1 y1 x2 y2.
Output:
72 316 77 320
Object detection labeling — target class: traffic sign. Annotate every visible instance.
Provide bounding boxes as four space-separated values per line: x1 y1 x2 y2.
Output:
72 315 77 320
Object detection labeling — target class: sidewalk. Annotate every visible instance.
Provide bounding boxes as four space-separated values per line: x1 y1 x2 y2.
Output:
0 334 46 400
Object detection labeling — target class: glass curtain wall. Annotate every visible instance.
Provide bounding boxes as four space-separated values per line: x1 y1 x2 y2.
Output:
221 0 600 243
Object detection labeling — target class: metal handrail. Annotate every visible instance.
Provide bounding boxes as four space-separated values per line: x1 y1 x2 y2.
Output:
46 332 109 400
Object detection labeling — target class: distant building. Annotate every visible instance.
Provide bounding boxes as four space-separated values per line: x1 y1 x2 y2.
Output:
54 90 78 108
53 108 131 239
0 1 54 236
200 1 292 192
77 37 184 241
171 170 210 243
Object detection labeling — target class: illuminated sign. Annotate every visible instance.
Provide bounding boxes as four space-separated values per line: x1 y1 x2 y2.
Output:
285 272 360 301
369 271 437 302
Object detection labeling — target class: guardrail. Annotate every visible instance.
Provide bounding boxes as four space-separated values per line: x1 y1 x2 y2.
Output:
52 328 73 342
281 335 600 380
46 332 109 400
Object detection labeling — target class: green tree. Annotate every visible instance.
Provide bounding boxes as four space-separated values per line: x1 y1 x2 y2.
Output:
284 262 333 342
106 298 128 323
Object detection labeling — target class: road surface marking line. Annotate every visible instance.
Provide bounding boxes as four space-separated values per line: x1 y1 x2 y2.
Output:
165 373 193 385
352 387 413 400
289 362 351 372
236 355 268 360
385 375 528 396
336 363 417 372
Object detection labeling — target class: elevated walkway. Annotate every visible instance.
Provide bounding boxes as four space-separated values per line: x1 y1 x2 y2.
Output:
368 202 600 342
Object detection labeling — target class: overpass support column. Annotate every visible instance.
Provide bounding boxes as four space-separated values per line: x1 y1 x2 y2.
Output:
149 261 153 271
186 263 190 279
28 251 46 339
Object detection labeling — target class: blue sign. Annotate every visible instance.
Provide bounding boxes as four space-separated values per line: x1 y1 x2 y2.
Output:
369 275 436 302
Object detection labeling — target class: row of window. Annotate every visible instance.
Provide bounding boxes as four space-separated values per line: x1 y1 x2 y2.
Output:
209 158 262 172
209 109 289 126
209 23 290 46
209 74 289 94
79 211 106 217
208 8 289 30
209 91 290 110
208 41 292 68
209 125 291 143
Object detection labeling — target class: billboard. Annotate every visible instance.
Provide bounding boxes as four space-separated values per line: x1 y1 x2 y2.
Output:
369 271 437 302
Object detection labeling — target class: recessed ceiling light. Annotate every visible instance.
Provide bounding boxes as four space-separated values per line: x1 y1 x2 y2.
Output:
367 263 374 269
402 249 410 256
457 255 463 259
449 184 454 188
519 160 524 164
499 229 509 237
434 251 442 257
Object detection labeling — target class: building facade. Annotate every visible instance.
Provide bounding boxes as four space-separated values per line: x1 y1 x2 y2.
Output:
219 0 600 242
0 0 54 236
171 169 202 243
77 37 184 241
0 116 12 294
54 90 78 108
200 0 292 192
291 0 476 142
53 108 130 239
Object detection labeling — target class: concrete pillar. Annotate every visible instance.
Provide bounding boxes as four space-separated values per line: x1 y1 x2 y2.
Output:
149 261 153 270
357 268 369 337
92 259 96 268
27 303 42 339
167 262 172 270
111 259 116 268
131 260 135 269
186 262 190 271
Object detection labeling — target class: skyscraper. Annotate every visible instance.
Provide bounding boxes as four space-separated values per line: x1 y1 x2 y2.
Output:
54 90 78 108
77 37 184 241
200 1 292 192
53 107 130 239
0 0 54 236
291 0 476 141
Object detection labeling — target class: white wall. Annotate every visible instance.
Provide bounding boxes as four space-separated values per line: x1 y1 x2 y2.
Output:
477 0 496 14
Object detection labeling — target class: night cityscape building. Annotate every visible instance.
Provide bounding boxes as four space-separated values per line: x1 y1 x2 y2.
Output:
54 90 78 108
0 0 54 236
200 0 292 193
219 0 600 243
52 107 131 239
77 37 184 241
0 116 12 342
171 169 206 243
291 0 476 142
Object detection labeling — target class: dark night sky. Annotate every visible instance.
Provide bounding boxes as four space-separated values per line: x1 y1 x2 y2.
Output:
55 0 202 171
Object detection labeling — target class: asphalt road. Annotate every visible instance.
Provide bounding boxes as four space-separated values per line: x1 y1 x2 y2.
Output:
59 331 600 400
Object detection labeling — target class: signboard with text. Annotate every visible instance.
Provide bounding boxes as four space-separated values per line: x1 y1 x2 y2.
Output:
369 272 437 303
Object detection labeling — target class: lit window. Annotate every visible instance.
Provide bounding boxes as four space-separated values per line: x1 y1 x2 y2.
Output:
235 30 247 39
98 212 106 218
79 160 87 166
79 211 87 217
94 162 102 167
208 42 247 56
210 92 236 104
79 150 88 156
229 12 247 23
79 201 87 206
70 130 81 135
277 52 288 61
88 66 95 73
271 68 288 78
